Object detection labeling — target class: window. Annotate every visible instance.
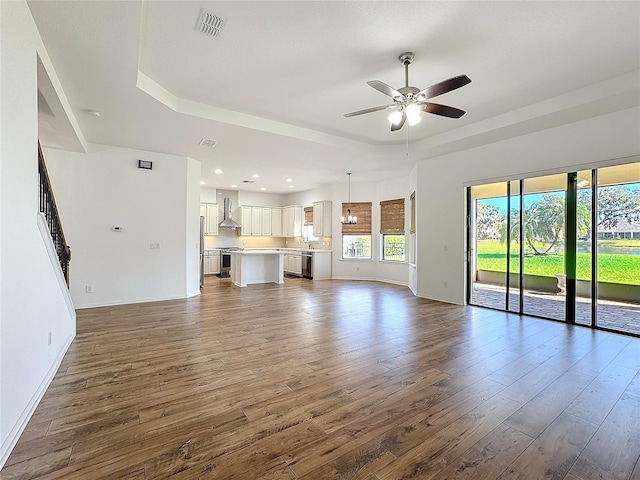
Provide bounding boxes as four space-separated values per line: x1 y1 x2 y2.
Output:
342 202 372 259
380 198 405 261
303 207 317 241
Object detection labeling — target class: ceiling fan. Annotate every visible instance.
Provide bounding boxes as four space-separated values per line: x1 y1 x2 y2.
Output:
343 52 471 131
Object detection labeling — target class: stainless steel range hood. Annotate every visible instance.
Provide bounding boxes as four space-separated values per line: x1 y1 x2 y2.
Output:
218 197 241 228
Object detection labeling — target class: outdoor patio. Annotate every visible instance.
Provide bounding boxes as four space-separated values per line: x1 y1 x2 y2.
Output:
472 282 640 335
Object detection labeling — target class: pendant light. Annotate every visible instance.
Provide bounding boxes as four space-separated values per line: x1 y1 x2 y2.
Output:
340 173 357 225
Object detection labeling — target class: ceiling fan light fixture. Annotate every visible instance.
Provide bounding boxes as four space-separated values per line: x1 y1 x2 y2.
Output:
388 109 403 125
405 103 422 125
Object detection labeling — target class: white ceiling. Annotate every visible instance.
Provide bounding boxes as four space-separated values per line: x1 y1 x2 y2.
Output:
29 1 640 193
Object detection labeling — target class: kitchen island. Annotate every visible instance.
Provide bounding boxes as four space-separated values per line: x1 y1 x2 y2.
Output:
230 250 284 287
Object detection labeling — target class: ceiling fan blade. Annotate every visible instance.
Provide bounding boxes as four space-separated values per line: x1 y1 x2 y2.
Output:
367 80 403 100
420 102 466 118
390 112 406 131
343 104 395 118
417 75 471 100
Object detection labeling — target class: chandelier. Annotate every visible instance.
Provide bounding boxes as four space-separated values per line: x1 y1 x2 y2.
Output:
340 173 357 224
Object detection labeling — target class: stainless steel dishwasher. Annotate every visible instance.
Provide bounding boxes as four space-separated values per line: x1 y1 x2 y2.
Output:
301 252 313 279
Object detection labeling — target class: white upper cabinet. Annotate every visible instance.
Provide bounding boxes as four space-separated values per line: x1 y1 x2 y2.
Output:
200 203 219 236
312 201 332 238
251 207 262 235
262 207 272 236
238 205 300 237
271 208 282 236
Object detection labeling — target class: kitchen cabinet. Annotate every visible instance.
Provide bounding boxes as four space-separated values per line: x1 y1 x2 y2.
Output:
283 205 302 237
200 203 219 236
262 208 272 236
203 250 220 275
312 201 332 238
271 208 282 236
238 205 299 237
240 206 253 235
284 251 302 275
251 207 262 235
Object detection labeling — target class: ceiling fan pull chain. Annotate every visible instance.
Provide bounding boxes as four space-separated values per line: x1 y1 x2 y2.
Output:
405 125 409 156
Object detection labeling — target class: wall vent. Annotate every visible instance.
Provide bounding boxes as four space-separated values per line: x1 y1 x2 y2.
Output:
195 9 225 38
199 138 217 148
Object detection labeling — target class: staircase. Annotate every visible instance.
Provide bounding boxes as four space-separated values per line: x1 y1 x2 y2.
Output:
38 142 71 285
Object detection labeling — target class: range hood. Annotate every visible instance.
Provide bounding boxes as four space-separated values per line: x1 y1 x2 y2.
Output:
219 197 241 228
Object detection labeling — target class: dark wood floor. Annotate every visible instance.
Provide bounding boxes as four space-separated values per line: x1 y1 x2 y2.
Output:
2 277 640 479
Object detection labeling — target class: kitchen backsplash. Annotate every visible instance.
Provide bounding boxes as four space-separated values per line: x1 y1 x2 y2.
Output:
204 232 332 250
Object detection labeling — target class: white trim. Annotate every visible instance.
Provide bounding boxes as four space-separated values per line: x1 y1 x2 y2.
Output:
37 213 75 321
414 291 463 306
75 293 195 309
331 276 409 287
0 332 74 469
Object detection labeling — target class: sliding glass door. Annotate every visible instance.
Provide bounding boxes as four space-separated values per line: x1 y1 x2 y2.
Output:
468 161 640 336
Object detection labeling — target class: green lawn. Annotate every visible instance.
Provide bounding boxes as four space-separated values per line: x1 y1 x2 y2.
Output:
476 240 640 285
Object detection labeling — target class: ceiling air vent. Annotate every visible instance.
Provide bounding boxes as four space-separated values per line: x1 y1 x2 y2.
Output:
242 180 255 184
195 9 225 38
199 138 217 148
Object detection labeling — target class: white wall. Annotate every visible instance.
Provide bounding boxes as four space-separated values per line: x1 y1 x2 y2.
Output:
238 190 288 207
0 1 77 467
44 144 200 308
332 174 411 285
186 158 201 297
416 106 640 304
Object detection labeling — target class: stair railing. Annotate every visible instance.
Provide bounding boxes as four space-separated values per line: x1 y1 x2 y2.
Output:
38 142 71 286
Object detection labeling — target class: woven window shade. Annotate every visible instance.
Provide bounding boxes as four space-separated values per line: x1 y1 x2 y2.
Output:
380 198 405 234
341 202 371 234
304 207 313 226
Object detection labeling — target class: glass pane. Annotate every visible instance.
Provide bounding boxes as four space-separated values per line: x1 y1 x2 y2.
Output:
383 234 405 261
522 174 566 321
470 182 507 310
508 181 521 313
596 162 640 335
342 234 371 259
576 170 593 326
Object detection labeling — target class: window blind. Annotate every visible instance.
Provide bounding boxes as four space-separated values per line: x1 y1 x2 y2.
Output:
341 202 372 234
380 198 405 234
304 207 313 226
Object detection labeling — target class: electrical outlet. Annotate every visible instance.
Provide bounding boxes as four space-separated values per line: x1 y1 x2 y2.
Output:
444 245 449 252
48 332 52 346
444 282 449 288
150 243 161 250
85 285 93 293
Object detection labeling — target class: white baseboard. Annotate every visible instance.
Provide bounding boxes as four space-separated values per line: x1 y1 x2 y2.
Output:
0 332 74 470
331 276 409 287
75 293 192 309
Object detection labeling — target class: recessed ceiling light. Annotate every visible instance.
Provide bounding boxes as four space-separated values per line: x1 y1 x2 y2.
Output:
86 110 101 117
286 178 293 182
252 174 260 178
214 168 223 174
231 184 237 188
260 187 267 191
200 181 205 185
289 185 295 189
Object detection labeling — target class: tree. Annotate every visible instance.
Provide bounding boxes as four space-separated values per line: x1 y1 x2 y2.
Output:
498 184 640 254
501 194 565 255
476 202 503 240
579 185 640 230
